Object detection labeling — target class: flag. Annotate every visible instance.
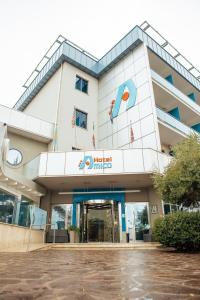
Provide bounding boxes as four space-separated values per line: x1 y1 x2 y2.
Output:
72 109 75 127
92 122 96 148
92 133 96 148
130 124 134 143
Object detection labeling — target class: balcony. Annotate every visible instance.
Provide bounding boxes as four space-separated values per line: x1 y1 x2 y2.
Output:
156 107 198 146
151 70 200 115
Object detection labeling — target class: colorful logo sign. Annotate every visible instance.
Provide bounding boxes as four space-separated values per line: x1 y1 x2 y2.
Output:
110 79 137 119
79 155 112 170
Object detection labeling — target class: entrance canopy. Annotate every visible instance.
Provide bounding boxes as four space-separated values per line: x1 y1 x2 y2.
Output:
25 148 171 191
35 173 152 191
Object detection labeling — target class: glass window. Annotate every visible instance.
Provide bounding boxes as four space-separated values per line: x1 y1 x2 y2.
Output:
126 202 149 241
7 149 23 166
72 147 81 151
51 204 72 230
164 204 171 215
0 190 17 224
75 109 87 129
164 203 179 215
18 196 33 227
75 75 88 93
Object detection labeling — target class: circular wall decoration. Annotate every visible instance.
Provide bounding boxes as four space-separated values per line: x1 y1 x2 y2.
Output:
7 149 23 166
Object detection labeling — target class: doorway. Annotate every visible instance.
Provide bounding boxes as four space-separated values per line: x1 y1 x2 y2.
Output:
126 202 150 242
79 200 120 243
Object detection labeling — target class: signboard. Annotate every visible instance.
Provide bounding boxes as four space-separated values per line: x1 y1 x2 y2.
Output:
79 155 112 170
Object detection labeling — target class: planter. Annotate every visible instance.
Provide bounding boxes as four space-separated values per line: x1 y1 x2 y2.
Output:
75 232 79 243
143 233 152 242
69 231 76 243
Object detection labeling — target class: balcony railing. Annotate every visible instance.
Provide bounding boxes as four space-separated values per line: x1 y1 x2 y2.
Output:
156 106 197 136
151 70 200 115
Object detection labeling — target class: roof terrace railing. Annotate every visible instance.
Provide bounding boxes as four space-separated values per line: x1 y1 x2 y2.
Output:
14 22 200 111
140 21 200 82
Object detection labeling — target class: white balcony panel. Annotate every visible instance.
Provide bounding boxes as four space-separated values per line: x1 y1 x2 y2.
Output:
156 107 196 136
83 151 104 175
46 153 65 175
65 152 85 175
123 149 144 172
143 149 159 172
103 150 123 174
158 152 171 173
38 153 48 176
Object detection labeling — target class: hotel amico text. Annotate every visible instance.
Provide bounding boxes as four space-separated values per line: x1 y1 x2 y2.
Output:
0 21 200 248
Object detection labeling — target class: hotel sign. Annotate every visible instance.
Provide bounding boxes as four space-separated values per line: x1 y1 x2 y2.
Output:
111 79 137 119
79 155 112 170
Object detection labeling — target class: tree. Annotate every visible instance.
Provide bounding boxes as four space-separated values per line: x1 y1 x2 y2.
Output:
153 134 200 208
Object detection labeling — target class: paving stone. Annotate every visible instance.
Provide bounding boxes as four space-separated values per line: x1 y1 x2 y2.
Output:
0 249 199 299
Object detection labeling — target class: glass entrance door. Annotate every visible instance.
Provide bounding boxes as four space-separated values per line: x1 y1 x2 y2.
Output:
126 202 150 242
79 200 119 243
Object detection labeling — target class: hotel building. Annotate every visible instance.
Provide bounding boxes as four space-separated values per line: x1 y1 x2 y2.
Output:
0 21 199 246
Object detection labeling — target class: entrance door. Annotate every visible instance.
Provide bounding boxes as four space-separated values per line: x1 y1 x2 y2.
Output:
126 202 149 242
79 200 119 243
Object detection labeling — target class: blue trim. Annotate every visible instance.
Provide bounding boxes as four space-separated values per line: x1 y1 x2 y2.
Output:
168 107 180 120
188 93 196 102
112 79 137 119
165 74 173 85
72 189 126 232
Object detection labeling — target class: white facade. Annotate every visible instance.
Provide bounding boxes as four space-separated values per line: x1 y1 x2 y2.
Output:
0 22 199 243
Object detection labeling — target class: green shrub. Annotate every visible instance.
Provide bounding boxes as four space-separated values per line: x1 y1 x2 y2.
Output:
68 225 80 233
153 211 200 251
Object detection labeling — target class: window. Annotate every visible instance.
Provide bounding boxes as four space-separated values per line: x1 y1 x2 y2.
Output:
18 197 33 227
0 189 18 224
75 75 88 93
164 203 179 215
72 147 81 151
7 149 23 166
51 204 72 230
75 109 87 129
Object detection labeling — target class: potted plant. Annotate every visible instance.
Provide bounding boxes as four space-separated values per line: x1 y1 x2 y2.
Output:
68 225 80 243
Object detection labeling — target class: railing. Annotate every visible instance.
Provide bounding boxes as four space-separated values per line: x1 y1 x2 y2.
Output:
151 70 200 115
156 107 197 136
26 223 56 252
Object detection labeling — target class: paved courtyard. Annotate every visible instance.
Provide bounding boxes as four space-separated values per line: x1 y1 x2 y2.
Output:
0 249 199 300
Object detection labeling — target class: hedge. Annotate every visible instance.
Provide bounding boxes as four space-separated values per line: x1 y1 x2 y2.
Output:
153 211 200 251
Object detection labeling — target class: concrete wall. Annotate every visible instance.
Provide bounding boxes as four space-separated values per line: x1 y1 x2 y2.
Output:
23 62 99 152
0 223 43 251
55 62 98 151
98 44 161 151
23 68 61 123
7 131 48 177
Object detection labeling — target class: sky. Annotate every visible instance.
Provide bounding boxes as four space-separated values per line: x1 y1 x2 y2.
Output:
0 0 200 108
